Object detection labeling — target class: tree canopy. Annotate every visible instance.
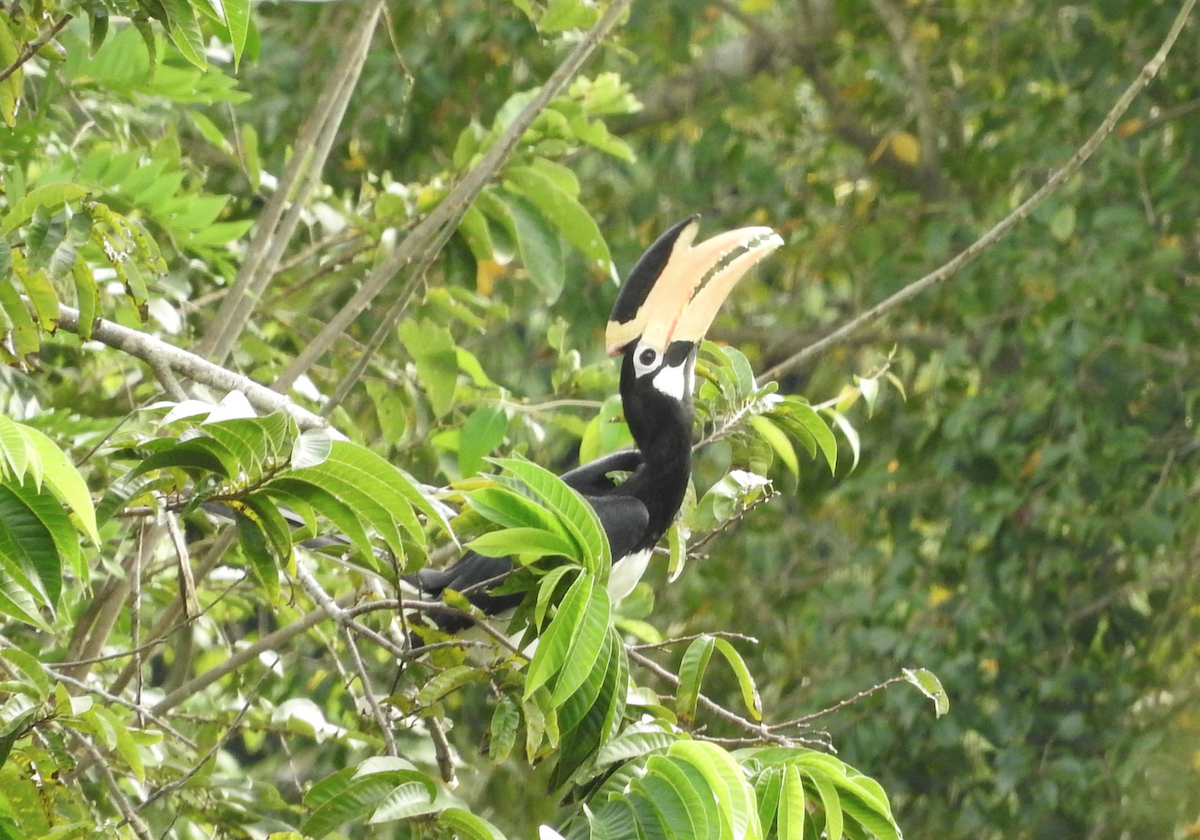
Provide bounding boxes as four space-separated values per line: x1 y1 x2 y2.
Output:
1 0 1199 838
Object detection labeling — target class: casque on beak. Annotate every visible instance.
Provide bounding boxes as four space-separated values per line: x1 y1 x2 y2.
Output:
605 216 783 357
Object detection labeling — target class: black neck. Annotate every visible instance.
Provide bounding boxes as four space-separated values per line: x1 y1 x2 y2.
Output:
618 348 696 550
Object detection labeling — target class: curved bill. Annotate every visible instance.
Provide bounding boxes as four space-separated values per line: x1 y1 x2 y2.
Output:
606 220 783 356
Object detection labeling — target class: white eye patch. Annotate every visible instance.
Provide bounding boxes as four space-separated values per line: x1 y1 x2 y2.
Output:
632 342 661 377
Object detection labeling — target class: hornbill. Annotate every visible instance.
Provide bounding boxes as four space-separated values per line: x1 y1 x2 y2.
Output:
411 216 782 629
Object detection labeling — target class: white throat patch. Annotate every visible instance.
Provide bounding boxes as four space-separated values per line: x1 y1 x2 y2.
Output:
652 360 691 401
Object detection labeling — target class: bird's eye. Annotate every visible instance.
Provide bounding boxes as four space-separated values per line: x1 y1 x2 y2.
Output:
638 348 657 367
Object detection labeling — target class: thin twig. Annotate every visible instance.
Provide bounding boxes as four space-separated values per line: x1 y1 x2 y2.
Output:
761 0 1198 381
427 715 458 788
627 647 799 747
136 662 277 813
74 735 154 840
38 666 195 748
629 631 759 651
771 675 908 729
295 558 398 754
0 14 73 85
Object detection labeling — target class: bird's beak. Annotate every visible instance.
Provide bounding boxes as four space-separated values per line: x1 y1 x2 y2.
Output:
606 217 783 356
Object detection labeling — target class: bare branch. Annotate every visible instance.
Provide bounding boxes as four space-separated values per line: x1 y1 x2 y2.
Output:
74 735 154 840
198 0 386 364
629 631 759 651
55 305 333 432
761 0 1198 381
627 647 799 747
771 675 908 730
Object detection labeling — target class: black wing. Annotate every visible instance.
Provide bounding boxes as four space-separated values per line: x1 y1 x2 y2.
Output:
561 449 643 494
586 492 650 563
409 450 650 628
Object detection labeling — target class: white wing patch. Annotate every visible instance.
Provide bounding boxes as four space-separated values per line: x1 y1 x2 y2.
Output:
608 548 653 603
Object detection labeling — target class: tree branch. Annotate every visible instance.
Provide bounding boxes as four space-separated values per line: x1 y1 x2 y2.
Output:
760 0 1197 381
55 305 333 432
197 0 385 364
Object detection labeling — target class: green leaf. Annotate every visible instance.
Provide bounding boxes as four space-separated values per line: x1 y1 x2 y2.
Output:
0 19 21 128
129 437 237 482
417 664 484 706
465 527 577 561
676 635 715 724
825 409 859 471
239 493 294 564
158 0 207 69
1049 204 1076 242
223 0 252 66
235 512 279 605
302 767 409 839
1 481 74 608
754 766 783 836
779 764 806 840
903 667 950 717
550 627 624 787
748 415 798 478
3 647 50 700
491 456 610 575
0 274 40 360
633 771 697 840
12 419 100 546
458 202 494 263
525 571 592 699
666 520 686 583
798 761 842 840
770 399 837 473
488 694 520 763
647 754 719 840
670 740 761 840
367 776 439 823
264 481 374 563
25 207 66 273
504 164 610 269
398 319 458 418
500 191 564 302
539 0 601 32
0 488 58 626
550 579 611 706
466 486 570 536
837 785 901 840
71 257 99 340
459 405 507 477
437 808 509 840
0 183 88 235
713 637 763 722
596 728 678 767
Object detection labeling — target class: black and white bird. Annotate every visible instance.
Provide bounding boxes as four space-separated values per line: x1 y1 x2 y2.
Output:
411 216 782 629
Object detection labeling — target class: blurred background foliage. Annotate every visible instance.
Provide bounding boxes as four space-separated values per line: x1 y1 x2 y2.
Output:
2 0 1199 837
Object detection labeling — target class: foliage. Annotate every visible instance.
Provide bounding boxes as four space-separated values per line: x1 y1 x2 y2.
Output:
2 0 1199 838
